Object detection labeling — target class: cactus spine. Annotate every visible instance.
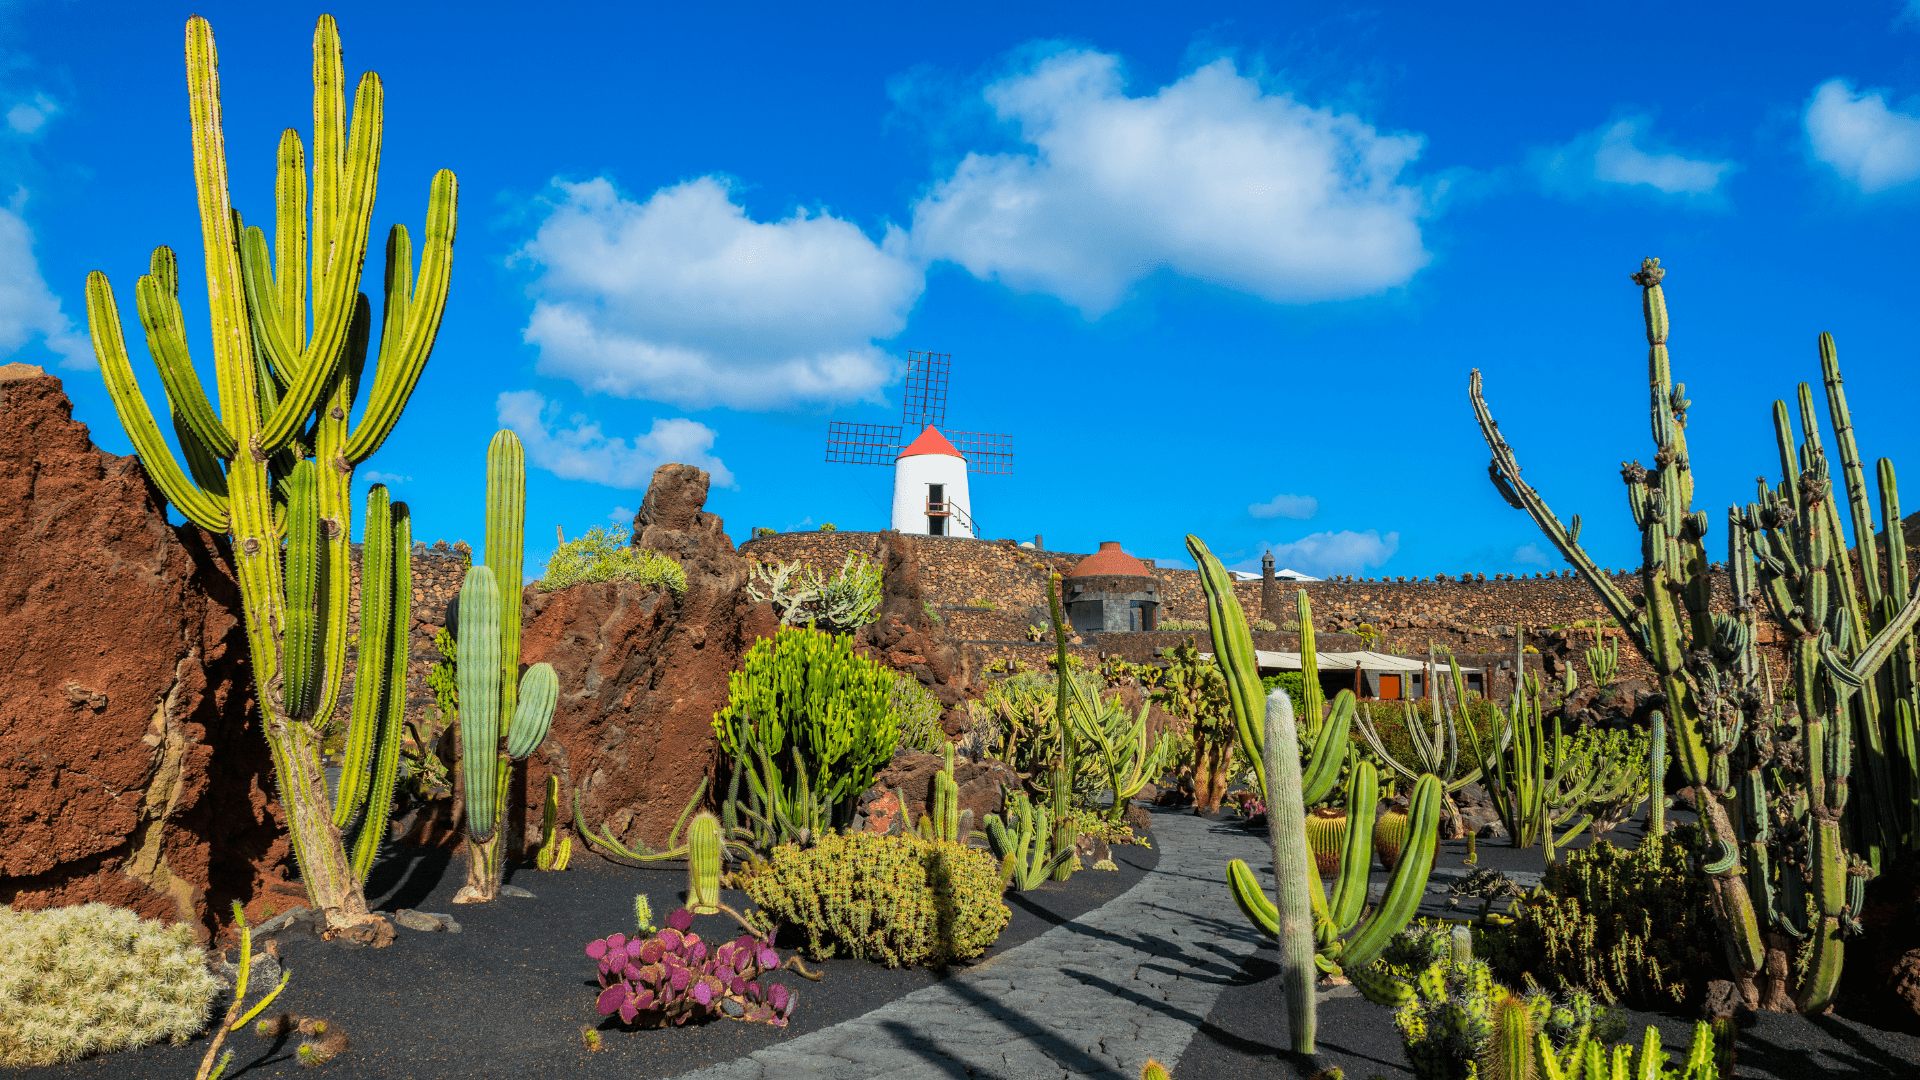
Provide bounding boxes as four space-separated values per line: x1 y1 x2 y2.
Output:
456 431 559 902
687 811 722 914
86 15 455 930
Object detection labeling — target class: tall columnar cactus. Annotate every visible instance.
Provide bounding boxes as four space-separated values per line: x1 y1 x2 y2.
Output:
1648 711 1669 840
1046 575 1077 881
456 431 558 903
687 811 722 914
1470 258 1920 1012
1261 689 1319 1055
85 15 454 931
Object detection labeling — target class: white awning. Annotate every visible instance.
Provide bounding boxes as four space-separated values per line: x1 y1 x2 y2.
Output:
1203 650 1483 674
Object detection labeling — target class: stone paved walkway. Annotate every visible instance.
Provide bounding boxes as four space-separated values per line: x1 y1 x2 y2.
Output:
670 809 1277 1080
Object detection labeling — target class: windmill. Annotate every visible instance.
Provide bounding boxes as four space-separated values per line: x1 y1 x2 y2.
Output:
825 351 1012 538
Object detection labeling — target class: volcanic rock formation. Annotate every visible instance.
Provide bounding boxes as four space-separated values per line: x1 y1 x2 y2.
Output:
0 367 299 938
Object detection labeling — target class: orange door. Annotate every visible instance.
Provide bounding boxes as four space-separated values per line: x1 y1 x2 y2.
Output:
1378 674 1401 700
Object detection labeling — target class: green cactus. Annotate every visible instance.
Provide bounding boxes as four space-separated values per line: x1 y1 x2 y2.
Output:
84 14 454 931
1197 535 1440 984
536 775 571 872
1355 648 1491 837
687 811 722 914
1061 652 1178 826
713 626 900 852
1483 991 1536 1080
455 431 559 902
1473 259 1920 1011
341 488 411 883
985 788 1073 890
1466 636 1643 867
909 744 975 844
1648 711 1668 840
1046 575 1077 881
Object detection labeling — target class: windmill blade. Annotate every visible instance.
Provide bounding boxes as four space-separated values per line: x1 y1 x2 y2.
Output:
901 351 950 431
826 421 901 465
948 430 1012 476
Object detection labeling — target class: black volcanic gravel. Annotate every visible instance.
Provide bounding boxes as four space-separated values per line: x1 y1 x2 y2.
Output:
9 832 1157 1080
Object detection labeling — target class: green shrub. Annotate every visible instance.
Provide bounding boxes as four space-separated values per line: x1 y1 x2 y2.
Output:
1480 834 1722 1008
0 904 219 1066
539 526 686 593
1158 618 1205 632
892 673 948 754
714 626 901 829
744 832 1009 967
819 522 837 531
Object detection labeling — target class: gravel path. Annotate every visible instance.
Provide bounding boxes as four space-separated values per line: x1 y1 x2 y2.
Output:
669 808 1279 1080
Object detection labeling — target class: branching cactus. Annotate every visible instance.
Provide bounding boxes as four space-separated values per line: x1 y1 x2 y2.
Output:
1062 658 1178 825
904 744 976 843
985 788 1074 890
1470 258 1920 1012
1194 535 1439 987
1355 648 1490 835
85 15 454 931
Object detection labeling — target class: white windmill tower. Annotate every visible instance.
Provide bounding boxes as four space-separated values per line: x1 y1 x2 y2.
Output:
825 352 1012 538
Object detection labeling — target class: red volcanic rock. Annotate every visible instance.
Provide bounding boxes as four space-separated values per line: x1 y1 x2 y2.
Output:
516 464 769 855
862 750 1019 833
0 368 298 938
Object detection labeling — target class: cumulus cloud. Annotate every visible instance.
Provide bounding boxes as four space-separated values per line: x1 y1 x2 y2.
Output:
496 390 735 490
1254 529 1399 578
362 471 412 485
1248 492 1317 520
1805 79 1920 193
0 200 91 369
1537 117 1737 197
909 50 1430 316
608 506 634 522
517 176 923 411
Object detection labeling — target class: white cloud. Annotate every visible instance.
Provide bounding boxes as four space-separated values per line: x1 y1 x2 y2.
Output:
608 506 634 521
1251 529 1399 578
1805 79 1920 193
909 50 1429 316
1537 118 1737 196
496 390 735 490
517 176 923 411
1513 542 1550 567
362 471 412 485
1248 492 1317 520
0 200 91 369
6 93 56 134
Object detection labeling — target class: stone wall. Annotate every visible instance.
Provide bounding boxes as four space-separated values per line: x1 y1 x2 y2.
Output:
740 530 1790 694
335 540 469 740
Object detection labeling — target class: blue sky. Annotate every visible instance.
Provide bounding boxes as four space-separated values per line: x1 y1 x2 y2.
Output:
5 1 1920 580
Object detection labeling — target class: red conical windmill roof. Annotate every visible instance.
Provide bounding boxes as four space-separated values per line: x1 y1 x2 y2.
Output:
897 426 964 460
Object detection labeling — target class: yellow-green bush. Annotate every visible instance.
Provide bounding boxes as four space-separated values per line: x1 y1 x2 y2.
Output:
744 832 1009 967
539 526 687 593
0 903 218 1066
